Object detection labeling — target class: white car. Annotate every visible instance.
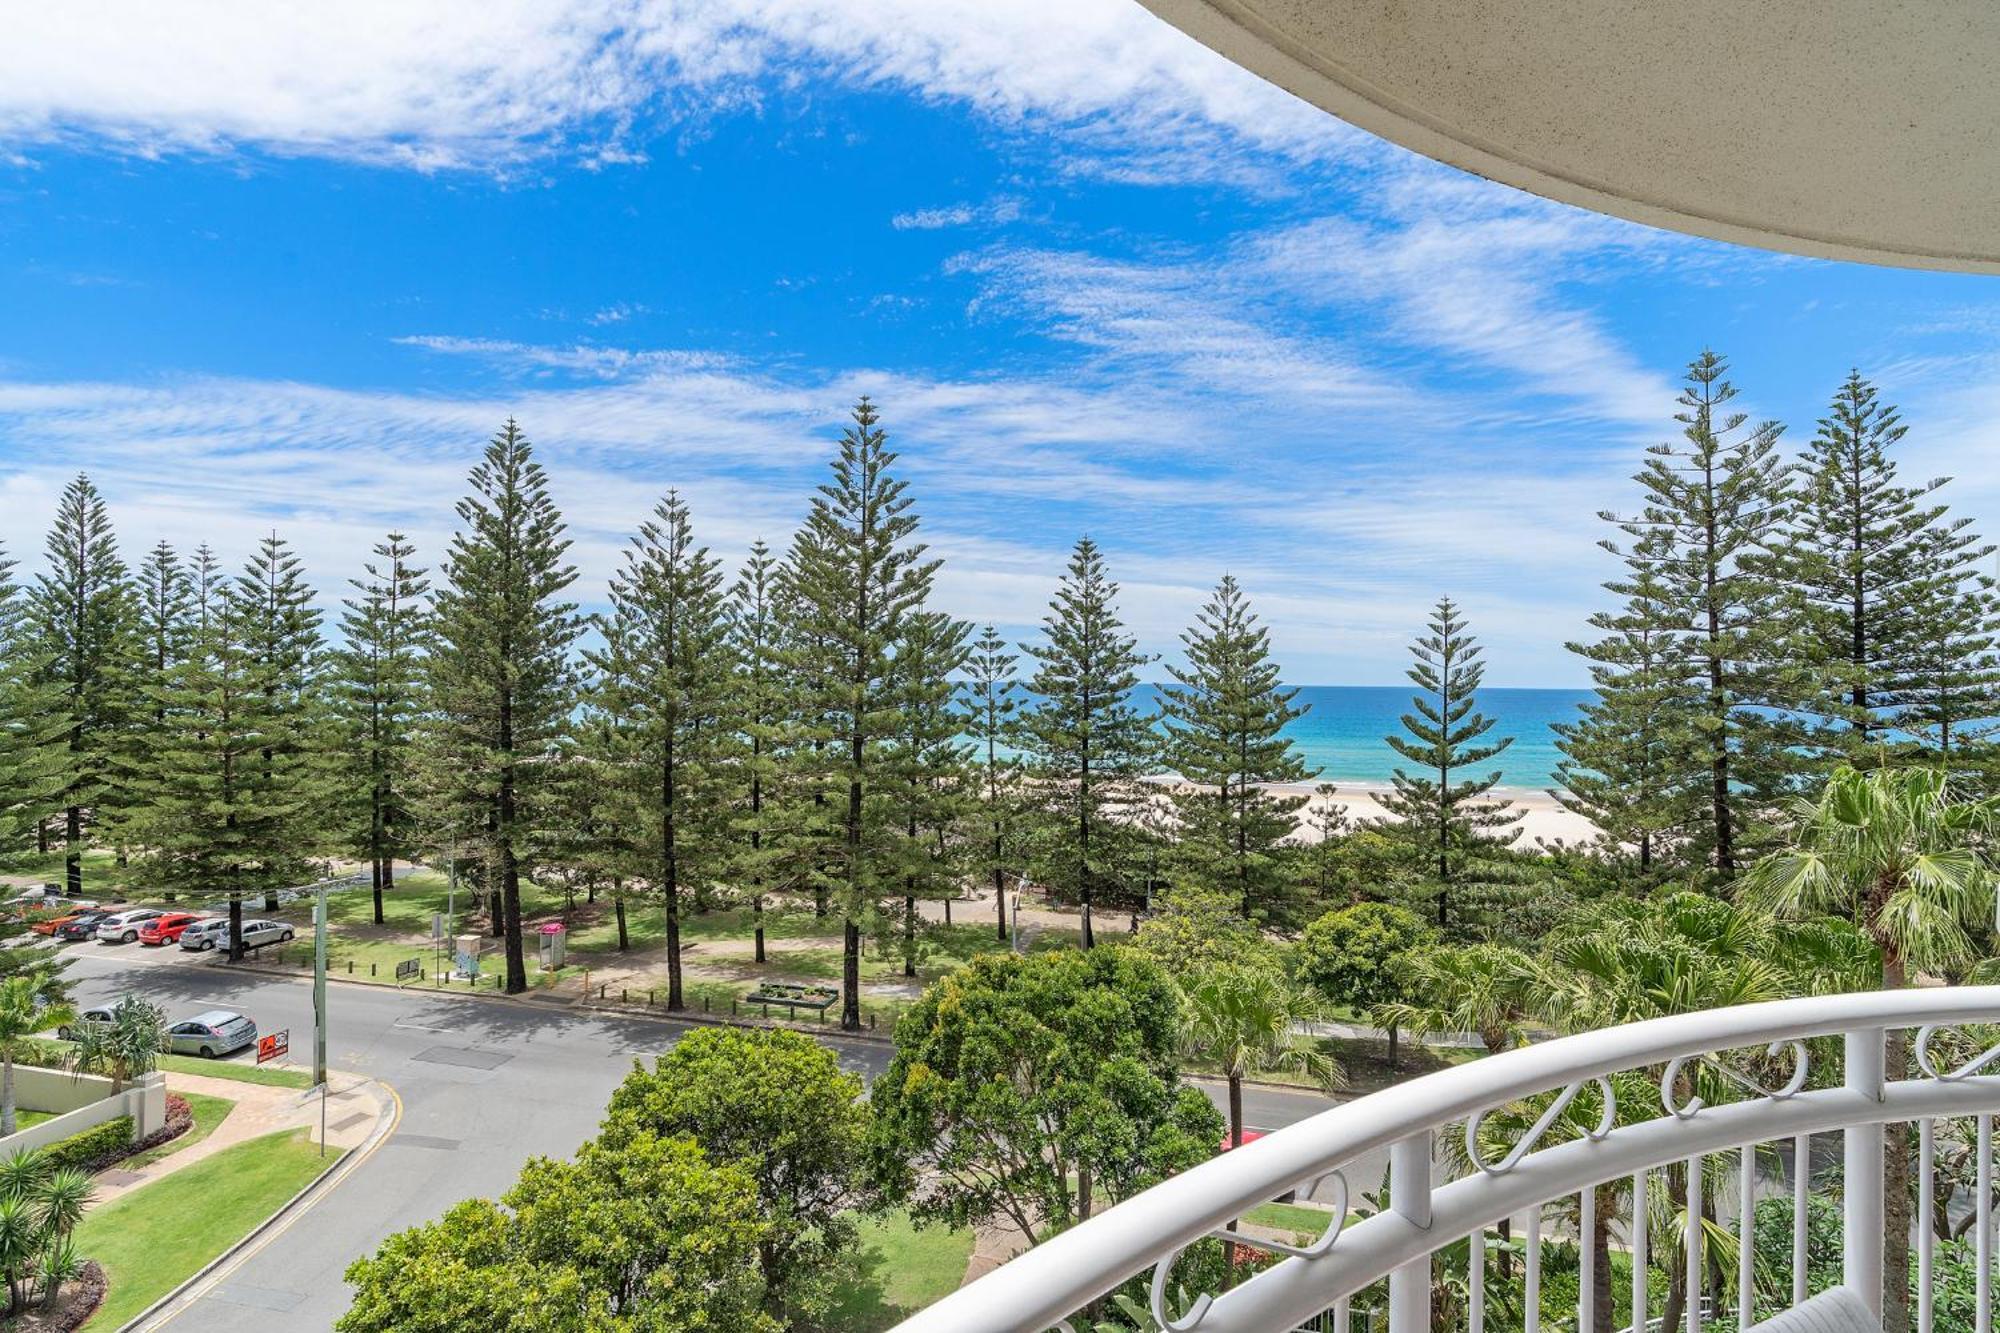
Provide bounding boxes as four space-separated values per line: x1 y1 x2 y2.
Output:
178 917 295 952
239 919 295 949
95 908 165 944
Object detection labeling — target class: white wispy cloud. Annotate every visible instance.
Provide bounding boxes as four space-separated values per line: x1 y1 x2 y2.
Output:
892 197 1024 231
0 0 1361 185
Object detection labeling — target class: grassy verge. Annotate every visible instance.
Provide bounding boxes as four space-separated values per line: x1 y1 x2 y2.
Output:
157 1053 313 1089
824 1210 975 1331
123 1091 235 1170
77 1127 342 1329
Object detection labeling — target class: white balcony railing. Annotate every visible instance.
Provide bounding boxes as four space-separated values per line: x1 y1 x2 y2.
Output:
891 986 2000 1333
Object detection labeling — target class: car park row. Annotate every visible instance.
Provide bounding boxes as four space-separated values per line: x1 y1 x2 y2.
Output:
4 887 295 953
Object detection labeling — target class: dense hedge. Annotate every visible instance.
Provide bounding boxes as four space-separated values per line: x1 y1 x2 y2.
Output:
43 1116 134 1172
38 1092 193 1173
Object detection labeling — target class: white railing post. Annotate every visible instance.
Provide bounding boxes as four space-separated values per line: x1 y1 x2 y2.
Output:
1738 1144 1755 1331
1792 1133 1810 1308
1843 1028 1885 1319
1388 1131 1433 1333
1685 1154 1703 1333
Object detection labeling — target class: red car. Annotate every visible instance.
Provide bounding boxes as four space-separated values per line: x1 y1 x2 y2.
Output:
138 912 205 946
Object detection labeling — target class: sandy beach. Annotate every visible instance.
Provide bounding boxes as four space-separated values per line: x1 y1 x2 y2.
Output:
1279 780 1599 847
1145 776 1600 847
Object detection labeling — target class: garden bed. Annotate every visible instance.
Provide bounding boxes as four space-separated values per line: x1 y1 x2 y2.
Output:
3 1258 104 1332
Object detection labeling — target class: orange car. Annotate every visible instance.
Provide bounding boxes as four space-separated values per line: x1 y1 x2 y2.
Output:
30 903 99 936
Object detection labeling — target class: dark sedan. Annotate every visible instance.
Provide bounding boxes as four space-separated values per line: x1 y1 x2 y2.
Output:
55 909 119 941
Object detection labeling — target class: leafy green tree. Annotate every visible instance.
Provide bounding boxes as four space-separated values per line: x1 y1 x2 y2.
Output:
781 398 938 1030
728 540 791 964
888 608 972 975
869 946 1221 1240
962 624 1022 941
0 978 70 1137
235 532 330 910
25 475 135 896
1159 576 1316 926
1602 350 1794 875
1134 878 1273 976
1293 901 1436 1066
1743 765 2000 1333
1555 555 1699 875
333 533 430 924
426 422 582 995
1180 960 1336 1149
590 493 734 1011
600 1027 874 1325
340 1134 776 1333
1377 597 1520 930
1775 372 1996 764
1019 538 1154 948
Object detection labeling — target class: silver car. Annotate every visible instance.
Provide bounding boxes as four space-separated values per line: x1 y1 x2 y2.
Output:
178 918 232 951
166 1010 258 1058
95 908 164 944
56 1006 115 1042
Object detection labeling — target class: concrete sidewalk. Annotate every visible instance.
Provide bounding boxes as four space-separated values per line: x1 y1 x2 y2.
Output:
90 1069 387 1208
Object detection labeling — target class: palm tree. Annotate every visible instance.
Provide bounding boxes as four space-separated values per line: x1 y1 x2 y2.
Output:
1742 766 1998 1333
65 996 168 1094
0 1147 92 1315
1180 961 1340 1150
1374 943 1538 1056
0 979 69 1138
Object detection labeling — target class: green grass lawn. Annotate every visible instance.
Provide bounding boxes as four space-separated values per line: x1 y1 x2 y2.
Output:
156 1053 313 1090
7 1108 57 1131
824 1210 975 1331
77 1127 342 1329
122 1091 235 1170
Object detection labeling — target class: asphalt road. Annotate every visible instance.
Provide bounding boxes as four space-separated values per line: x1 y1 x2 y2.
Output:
61 944 1340 1331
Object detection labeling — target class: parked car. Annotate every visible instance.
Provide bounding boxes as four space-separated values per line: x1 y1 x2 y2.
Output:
56 909 121 941
177 918 294 952
166 1010 257 1058
55 1006 115 1042
29 904 99 936
95 908 165 944
137 912 205 946
239 920 295 949
178 918 231 951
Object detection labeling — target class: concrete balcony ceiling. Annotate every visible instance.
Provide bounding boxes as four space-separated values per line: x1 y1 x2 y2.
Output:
1140 0 2000 273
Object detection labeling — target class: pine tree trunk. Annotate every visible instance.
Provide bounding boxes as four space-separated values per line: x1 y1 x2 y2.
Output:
842 918 862 1031
64 805 82 897
371 854 384 926
2 1054 14 1138
903 891 917 978
665 887 683 1009
384 856 394 893
614 883 628 951
753 894 765 963
994 853 1007 942
228 892 244 962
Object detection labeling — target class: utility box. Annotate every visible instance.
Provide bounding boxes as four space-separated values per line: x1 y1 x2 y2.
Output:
453 934 482 980
538 921 566 971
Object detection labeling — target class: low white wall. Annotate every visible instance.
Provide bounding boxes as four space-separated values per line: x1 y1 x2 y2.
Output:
2 1068 168 1155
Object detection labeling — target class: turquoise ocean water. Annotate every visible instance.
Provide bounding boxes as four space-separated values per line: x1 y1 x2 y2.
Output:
1133 684 1592 792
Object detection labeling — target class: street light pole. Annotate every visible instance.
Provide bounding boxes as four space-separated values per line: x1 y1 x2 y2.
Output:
313 882 329 1157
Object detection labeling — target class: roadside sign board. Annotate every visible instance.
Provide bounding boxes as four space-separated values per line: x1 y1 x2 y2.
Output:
257 1029 290 1065
396 957 422 984
431 913 446 943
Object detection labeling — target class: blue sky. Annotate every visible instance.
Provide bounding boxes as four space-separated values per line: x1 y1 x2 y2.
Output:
4 2 2000 686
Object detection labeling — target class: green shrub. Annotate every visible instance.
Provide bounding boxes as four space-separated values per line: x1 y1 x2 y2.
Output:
44 1115 134 1171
